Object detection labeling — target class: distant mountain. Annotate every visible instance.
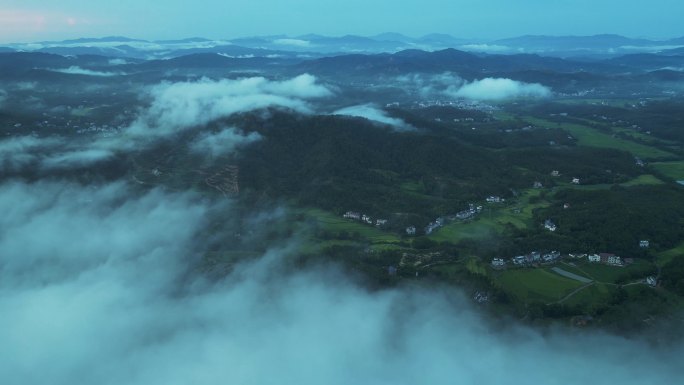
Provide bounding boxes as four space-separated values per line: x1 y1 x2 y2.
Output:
5 34 684 61
36 45 143 57
661 47 684 55
415 33 469 46
153 37 212 44
490 34 684 58
296 48 616 78
495 34 654 49
44 36 148 45
605 53 684 71
371 32 413 42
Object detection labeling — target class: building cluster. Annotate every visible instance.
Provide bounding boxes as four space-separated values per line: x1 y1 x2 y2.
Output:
342 211 388 227
510 251 562 266
403 99 500 113
587 253 623 266
486 196 505 203
492 249 635 269
428 204 486 234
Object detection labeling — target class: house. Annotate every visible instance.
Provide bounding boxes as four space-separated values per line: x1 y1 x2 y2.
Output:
486 196 504 203
551 170 560 177
406 226 416 235
646 276 657 287
563 203 571 209
375 219 388 227
512 255 527 265
588 254 601 263
491 258 506 267
600 253 622 266
530 251 541 262
343 211 361 220
639 240 650 248
533 181 543 189
572 177 581 184
361 214 373 224
544 219 557 232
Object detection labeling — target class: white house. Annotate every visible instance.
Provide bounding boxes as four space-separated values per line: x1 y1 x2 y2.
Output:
491 258 505 267
639 240 650 248
544 219 557 232
406 226 416 235
486 196 504 203
588 254 601 263
572 177 581 184
343 211 361 220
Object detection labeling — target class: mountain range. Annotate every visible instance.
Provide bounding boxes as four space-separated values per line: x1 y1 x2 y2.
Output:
3 33 684 60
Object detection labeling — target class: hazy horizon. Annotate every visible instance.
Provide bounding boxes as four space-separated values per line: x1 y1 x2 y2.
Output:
1 0 683 44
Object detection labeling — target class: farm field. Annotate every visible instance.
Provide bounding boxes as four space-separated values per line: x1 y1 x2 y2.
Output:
494 268 584 303
523 116 676 160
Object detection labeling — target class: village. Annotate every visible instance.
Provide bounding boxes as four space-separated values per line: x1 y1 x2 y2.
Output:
341 198 494 236
491 251 630 269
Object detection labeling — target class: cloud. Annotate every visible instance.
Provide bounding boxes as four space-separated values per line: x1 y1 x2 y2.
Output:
274 38 311 47
40 148 115 169
108 58 129 66
395 72 464 97
446 78 552 100
189 127 262 158
1 179 683 384
459 44 514 53
334 104 415 131
13 81 38 90
0 136 60 171
0 136 117 172
126 74 332 138
49 66 123 77
0 177 683 385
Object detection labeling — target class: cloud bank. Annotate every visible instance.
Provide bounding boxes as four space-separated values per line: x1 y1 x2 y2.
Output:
189 127 262 158
127 74 332 138
0 178 683 385
395 72 464 98
334 104 415 131
447 78 552 100
50 66 124 77
0 136 115 171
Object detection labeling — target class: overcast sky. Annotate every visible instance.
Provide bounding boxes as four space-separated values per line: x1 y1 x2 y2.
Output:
1 0 683 43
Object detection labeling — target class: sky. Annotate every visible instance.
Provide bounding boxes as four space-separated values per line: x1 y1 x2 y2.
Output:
1 0 683 43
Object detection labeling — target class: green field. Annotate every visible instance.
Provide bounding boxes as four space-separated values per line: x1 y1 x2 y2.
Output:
524 117 675 160
428 219 499 243
563 282 617 307
554 262 593 280
428 188 550 243
651 161 684 181
577 260 654 283
657 242 684 267
621 174 665 186
495 268 584 302
304 208 401 244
